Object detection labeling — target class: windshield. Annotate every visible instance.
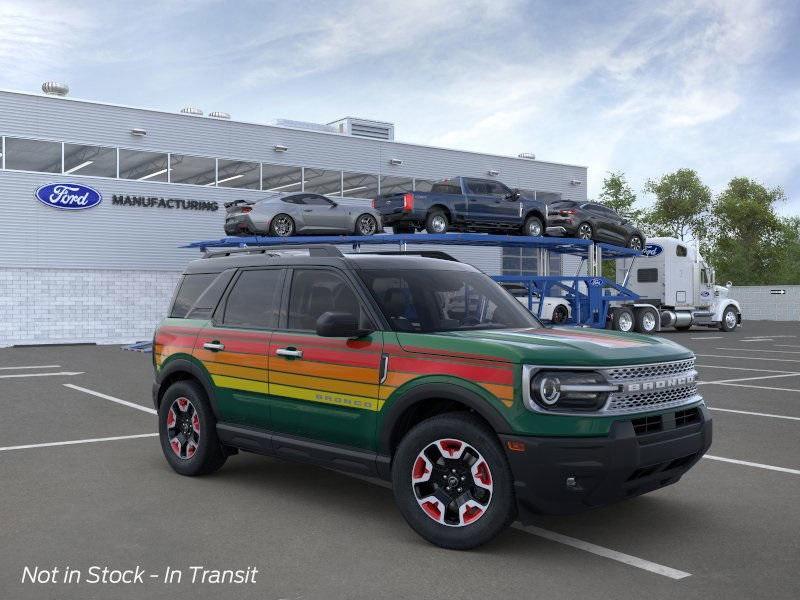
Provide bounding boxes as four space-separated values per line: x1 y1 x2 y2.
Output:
357 269 543 333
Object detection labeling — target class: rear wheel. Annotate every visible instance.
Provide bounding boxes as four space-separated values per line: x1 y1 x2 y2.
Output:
425 210 449 234
612 307 635 333
551 304 569 324
634 307 658 334
158 380 226 476
577 222 593 240
522 215 543 237
270 214 295 237
355 213 379 236
392 413 516 550
720 306 738 332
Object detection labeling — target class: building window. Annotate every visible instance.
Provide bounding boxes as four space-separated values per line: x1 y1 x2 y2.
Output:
63 143 117 177
262 164 302 192
217 159 260 189
119 149 169 182
379 175 413 195
341 172 378 198
4 137 61 173
304 168 342 196
501 249 562 277
170 154 216 186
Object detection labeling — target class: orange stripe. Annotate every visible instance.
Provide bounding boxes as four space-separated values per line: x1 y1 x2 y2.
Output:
270 371 379 399
205 362 267 382
196 350 267 369
270 360 378 384
481 383 515 406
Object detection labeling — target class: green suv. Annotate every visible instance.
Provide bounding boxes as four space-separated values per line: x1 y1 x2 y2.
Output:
153 246 711 549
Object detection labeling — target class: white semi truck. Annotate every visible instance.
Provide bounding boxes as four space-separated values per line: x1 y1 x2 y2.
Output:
611 236 742 334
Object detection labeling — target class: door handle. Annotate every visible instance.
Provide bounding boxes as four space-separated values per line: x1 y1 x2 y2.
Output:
303 209 313 213
203 341 225 352
276 347 303 359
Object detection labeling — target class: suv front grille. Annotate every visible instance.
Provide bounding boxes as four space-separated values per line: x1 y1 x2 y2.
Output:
604 359 695 383
600 359 700 416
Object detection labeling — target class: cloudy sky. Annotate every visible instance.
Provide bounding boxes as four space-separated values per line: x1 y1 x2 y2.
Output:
2 0 799 212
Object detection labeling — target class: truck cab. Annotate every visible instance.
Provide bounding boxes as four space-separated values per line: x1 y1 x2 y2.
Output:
616 237 741 332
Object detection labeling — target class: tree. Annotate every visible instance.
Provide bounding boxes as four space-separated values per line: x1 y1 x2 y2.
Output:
598 171 641 221
642 169 711 241
707 178 787 285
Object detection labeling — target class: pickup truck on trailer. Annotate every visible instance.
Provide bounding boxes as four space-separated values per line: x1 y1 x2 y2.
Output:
152 245 711 550
373 177 551 236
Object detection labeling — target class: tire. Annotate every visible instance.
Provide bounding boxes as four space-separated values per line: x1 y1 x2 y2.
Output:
720 306 738 332
425 209 449 234
551 304 569 324
611 307 635 333
392 413 516 550
355 213 379 236
158 380 227 476
392 224 415 234
269 214 295 237
576 222 593 240
634 307 657 334
522 215 543 237
627 235 644 251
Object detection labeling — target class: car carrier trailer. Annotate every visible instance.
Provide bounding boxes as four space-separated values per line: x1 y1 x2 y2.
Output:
186 233 741 334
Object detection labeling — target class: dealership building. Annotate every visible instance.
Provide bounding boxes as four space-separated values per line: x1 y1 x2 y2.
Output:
0 84 588 346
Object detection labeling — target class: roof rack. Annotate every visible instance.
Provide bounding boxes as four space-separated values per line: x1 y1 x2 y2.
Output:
203 245 343 259
354 250 460 262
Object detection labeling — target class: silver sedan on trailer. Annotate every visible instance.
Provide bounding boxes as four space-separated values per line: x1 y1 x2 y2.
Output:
224 192 383 237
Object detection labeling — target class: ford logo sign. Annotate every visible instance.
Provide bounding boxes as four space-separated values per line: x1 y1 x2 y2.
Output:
35 183 102 210
588 277 604 287
641 243 663 257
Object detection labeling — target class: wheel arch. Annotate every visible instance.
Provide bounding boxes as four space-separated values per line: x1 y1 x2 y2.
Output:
427 203 453 220
523 209 545 224
156 357 220 418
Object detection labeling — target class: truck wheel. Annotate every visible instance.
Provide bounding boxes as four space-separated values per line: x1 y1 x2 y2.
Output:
392 224 415 234
634 307 657 334
551 304 568 324
425 210 449 234
577 222 593 240
522 215 543 237
720 306 738 332
612 307 635 333
270 214 295 237
392 413 516 550
158 380 227 476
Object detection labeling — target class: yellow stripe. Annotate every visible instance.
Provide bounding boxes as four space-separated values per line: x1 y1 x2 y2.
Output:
212 374 268 395
206 361 266 382
270 383 383 412
270 370 379 399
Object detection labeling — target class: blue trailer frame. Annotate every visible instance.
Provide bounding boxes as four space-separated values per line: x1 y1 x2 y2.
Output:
186 233 641 329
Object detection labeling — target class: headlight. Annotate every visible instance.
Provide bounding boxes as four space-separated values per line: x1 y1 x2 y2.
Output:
530 370 617 412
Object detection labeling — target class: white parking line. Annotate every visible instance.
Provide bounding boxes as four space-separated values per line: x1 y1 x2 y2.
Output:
0 364 61 370
63 384 157 415
708 407 800 421
715 347 800 354
0 433 158 453
689 336 724 340
704 382 800 393
704 455 800 476
775 344 800 349
738 339 773 343
0 371 84 379
698 373 800 385
337 471 691 579
696 364 799 374
696 354 800 363
513 524 691 580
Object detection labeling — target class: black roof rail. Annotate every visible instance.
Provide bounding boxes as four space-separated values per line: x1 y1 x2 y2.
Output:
203 245 343 259
353 250 460 262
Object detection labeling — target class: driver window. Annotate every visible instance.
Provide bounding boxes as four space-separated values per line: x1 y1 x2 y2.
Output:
701 269 709 284
286 269 370 331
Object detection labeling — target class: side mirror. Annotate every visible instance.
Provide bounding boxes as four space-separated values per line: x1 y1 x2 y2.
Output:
329 201 338 208
726 281 732 288
316 311 372 338
505 189 521 201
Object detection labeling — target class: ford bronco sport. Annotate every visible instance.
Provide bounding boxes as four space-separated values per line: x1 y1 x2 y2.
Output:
153 246 711 549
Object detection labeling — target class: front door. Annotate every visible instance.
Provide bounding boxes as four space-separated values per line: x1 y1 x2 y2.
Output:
300 194 350 232
268 267 383 450
194 267 285 429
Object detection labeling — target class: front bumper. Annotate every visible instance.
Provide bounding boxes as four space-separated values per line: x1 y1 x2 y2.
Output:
500 404 712 519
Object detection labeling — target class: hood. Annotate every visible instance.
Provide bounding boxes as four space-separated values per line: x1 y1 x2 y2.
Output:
397 326 693 366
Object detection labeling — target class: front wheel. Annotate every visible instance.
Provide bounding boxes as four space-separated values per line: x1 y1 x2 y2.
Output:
627 235 644 251
425 210 449 234
158 380 227 476
720 306 738 332
392 413 516 550
522 215 543 237
577 222 593 240
551 304 569 324
355 213 379 236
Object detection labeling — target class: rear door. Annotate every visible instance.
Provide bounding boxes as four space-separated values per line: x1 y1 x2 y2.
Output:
194 268 284 429
268 267 384 450
463 179 496 225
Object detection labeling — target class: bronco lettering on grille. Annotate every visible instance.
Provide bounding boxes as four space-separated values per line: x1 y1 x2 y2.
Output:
623 373 696 393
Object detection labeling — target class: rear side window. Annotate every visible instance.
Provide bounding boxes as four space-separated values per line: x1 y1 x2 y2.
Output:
431 181 461 194
223 269 283 329
170 274 217 318
637 268 659 283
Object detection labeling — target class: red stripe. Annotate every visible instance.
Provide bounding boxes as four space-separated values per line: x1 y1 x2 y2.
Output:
196 335 269 355
394 345 513 364
156 334 198 348
390 356 514 384
271 332 376 351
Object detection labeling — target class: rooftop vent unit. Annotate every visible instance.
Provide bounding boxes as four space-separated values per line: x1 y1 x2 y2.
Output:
518 152 536 160
269 119 337 134
42 82 69 96
328 117 394 141
180 106 203 116
208 111 231 119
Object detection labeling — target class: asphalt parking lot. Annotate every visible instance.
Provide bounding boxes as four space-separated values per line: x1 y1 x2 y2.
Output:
1 321 799 600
